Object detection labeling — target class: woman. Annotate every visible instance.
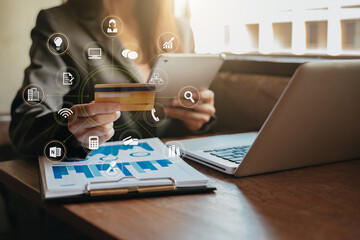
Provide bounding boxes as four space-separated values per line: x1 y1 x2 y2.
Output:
10 0 216 159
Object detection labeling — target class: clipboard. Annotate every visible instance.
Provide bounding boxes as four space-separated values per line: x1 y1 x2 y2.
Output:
38 138 216 203
39 173 215 203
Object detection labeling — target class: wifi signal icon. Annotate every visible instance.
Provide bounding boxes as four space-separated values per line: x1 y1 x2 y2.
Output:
58 108 73 118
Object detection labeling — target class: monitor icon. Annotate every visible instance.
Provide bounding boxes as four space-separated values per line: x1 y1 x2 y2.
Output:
88 48 102 60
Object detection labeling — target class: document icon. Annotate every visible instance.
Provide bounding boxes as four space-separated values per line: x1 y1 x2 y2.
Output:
49 147 62 158
63 72 74 85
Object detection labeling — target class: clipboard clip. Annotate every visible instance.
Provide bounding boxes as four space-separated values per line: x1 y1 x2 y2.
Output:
86 176 176 197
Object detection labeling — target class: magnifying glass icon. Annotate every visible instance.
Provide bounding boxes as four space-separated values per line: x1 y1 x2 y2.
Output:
184 91 195 103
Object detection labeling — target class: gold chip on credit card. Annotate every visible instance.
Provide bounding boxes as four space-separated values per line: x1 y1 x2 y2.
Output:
94 83 155 111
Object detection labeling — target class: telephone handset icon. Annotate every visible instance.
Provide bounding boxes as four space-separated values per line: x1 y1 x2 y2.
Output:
151 108 159 122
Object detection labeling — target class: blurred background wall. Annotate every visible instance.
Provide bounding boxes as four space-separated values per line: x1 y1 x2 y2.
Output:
1 0 359 114
0 0 61 113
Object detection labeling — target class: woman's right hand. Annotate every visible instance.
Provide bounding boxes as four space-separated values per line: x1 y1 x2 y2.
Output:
67 102 121 148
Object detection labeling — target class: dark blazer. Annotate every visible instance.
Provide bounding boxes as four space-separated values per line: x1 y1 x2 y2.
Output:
9 0 212 159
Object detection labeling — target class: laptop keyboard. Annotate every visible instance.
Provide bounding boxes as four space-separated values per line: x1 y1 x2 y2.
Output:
203 145 251 164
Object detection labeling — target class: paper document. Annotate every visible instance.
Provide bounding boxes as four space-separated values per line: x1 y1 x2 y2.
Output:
39 138 210 199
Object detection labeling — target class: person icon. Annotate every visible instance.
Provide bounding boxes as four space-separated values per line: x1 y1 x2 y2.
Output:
107 19 118 33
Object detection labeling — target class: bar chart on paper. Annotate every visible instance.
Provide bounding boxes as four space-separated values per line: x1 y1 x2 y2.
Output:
52 159 173 179
51 140 175 179
39 138 210 199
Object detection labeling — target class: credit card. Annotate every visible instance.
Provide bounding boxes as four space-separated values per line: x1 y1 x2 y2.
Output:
94 83 155 111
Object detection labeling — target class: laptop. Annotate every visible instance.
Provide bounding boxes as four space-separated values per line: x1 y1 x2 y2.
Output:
173 61 360 177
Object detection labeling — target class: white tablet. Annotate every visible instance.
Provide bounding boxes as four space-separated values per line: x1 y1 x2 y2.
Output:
148 53 225 106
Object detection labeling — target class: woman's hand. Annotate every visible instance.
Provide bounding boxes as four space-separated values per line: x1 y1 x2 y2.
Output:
67 102 121 148
165 90 216 131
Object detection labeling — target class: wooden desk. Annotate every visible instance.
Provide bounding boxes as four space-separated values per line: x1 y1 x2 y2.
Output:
0 139 359 240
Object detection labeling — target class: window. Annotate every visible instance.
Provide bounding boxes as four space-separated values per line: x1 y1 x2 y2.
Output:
173 0 360 56
273 22 292 51
246 24 259 51
306 21 327 50
342 19 360 50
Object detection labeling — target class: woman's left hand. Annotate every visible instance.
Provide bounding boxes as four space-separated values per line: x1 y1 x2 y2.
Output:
165 89 216 131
